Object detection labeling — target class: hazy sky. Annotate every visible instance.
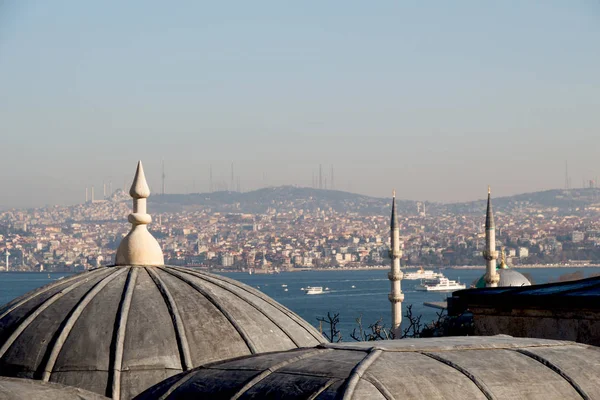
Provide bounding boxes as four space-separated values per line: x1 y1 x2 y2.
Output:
1 1 599 208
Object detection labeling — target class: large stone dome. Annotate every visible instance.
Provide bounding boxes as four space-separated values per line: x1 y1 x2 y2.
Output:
137 336 600 399
0 266 323 399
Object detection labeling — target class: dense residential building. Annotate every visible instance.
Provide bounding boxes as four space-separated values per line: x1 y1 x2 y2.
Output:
1 187 600 272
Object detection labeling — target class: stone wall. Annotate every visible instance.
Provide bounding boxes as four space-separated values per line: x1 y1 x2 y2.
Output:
470 307 600 347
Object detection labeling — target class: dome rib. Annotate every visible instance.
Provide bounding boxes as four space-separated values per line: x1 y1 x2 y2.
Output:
173 268 323 343
109 267 139 400
342 349 383 400
0 269 111 359
40 268 127 381
158 267 258 354
230 348 329 400
0 268 107 320
170 267 304 348
514 349 589 399
420 352 494 399
362 374 395 400
311 378 338 398
146 268 193 370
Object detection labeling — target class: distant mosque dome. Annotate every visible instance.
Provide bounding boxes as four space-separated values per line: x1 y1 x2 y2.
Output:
0 376 107 400
475 268 532 288
475 252 531 288
137 336 600 399
0 162 323 400
478 188 530 288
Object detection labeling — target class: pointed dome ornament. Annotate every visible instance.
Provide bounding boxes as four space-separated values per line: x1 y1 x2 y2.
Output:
115 161 164 266
499 246 509 269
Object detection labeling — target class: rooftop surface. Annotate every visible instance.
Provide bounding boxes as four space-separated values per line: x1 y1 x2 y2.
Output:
137 335 600 399
451 275 600 311
0 376 108 400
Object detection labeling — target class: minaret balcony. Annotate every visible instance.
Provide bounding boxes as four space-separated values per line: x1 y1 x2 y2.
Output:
388 293 404 303
482 250 498 261
485 272 500 285
388 250 402 258
388 271 403 281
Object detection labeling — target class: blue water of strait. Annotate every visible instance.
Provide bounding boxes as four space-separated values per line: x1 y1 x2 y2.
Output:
2 267 600 340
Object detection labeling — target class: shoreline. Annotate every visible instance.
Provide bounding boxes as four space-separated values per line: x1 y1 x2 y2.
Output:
4 264 600 275
215 264 600 274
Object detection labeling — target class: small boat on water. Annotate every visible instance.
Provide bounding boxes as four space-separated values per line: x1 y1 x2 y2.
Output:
305 286 324 295
284 288 288 292
56 276 64 281
415 277 465 292
281 284 288 287
351 285 356 288
404 267 444 280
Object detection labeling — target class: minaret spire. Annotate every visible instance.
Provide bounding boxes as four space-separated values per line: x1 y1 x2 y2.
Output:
388 190 404 336
483 186 499 287
391 190 398 229
115 161 165 266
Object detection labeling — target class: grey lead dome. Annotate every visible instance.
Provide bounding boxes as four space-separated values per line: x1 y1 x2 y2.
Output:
497 269 531 287
0 266 323 399
0 376 108 400
136 336 600 399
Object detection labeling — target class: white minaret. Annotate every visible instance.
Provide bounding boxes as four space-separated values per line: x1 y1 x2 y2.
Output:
85 187 89 203
5 250 10 272
483 186 499 287
388 190 404 335
115 161 165 266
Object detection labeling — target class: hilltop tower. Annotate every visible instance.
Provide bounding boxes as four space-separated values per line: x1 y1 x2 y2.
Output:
161 159 166 195
483 187 499 287
388 190 404 334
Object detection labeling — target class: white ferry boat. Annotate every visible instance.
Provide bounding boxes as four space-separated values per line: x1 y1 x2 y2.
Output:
415 277 466 292
305 286 324 295
403 267 444 280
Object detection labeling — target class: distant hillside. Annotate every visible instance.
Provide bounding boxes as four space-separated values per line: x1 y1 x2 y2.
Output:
149 186 420 215
145 186 600 216
446 188 600 215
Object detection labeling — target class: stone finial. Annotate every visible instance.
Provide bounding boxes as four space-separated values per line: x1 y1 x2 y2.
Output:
130 161 151 199
115 161 164 266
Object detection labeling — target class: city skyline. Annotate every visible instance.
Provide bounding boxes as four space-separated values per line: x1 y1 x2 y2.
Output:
1 1 599 208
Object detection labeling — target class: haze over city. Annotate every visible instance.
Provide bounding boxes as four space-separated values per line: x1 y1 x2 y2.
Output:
1 1 599 208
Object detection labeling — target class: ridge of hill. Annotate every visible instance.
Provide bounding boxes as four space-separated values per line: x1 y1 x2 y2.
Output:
147 186 600 215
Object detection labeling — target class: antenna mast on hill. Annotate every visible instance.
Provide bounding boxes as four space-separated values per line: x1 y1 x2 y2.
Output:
319 164 323 189
161 159 166 195
330 165 334 190
565 161 569 190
